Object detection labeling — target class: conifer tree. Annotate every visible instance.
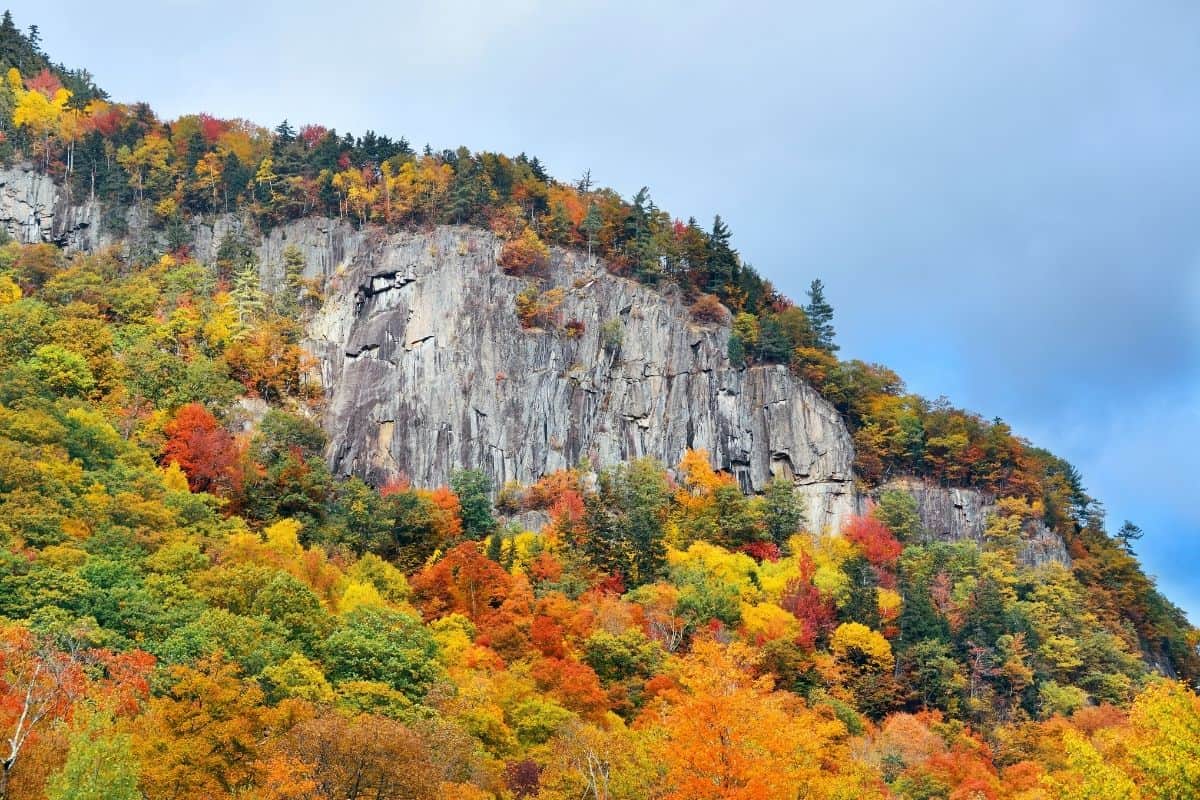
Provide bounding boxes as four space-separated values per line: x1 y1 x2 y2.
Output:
805 278 838 352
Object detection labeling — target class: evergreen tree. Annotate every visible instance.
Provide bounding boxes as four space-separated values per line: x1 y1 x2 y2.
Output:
706 215 738 297
1115 520 1144 554
450 468 496 540
582 203 602 262
805 279 838 352
486 531 504 563
757 316 794 363
762 476 805 547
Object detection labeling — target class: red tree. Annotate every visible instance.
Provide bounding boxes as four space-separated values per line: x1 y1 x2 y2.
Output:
779 553 837 650
410 542 513 624
843 515 903 567
161 403 242 496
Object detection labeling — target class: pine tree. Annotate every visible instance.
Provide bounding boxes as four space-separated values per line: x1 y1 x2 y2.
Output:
805 278 838 352
1115 520 1143 554
486 531 503 563
706 215 738 296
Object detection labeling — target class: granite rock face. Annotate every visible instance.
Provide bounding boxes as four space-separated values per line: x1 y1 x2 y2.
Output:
5 168 1068 561
866 477 1071 567
0 166 99 250
298 223 859 533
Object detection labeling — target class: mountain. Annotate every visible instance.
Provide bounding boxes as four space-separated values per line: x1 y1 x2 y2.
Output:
0 14 1197 800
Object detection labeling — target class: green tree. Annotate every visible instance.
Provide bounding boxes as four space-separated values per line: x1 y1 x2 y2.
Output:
450 468 495 540
46 709 140 800
1115 519 1143 554
804 278 837 352
873 490 922 542
705 215 738 297
761 476 805 547
323 606 441 702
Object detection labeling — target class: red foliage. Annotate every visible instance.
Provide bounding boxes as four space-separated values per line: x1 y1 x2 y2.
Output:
740 541 782 562
299 125 328 149
595 572 626 596
779 553 836 650
161 403 242 496
528 552 564 584
198 113 228 144
92 648 155 716
842 515 903 567
410 542 513 624
530 615 566 658
25 69 63 97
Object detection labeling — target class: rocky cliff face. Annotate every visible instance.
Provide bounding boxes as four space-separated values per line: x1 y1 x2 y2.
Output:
5 167 1068 563
865 478 1070 567
0 166 99 250
292 222 858 532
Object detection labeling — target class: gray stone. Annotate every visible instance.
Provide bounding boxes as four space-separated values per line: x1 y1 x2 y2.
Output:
8 166 1069 565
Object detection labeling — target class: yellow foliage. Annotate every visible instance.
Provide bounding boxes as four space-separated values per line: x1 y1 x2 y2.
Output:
830 622 894 672
263 518 304 557
667 541 762 602
877 587 902 617
0 274 21 305
12 81 71 137
741 601 801 643
1128 680 1200 799
339 580 387 614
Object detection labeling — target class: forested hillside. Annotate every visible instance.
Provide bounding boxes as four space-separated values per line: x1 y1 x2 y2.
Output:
0 13 1197 800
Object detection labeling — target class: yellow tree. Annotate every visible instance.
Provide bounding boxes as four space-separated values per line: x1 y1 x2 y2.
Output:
116 134 173 204
1128 680 1200 800
9 68 71 170
650 639 846 800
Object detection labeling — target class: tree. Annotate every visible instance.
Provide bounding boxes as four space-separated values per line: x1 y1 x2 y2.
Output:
873 490 923 542
705 215 737 297
1115 520 1143 554
498 227 550 277
9 67 71 170
130 655 276 800
804 278 837 352
273 711 439 800
581 203 602 262
45 708 140 800
1128 680 1200 800
161 402 242 496
322 606 441 702
450 469 494 539
0 625 84 800
761 476 805 547
653 640 839 800
410 542 512 624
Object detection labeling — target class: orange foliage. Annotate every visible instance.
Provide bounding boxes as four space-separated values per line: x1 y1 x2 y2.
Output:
161 402 243 496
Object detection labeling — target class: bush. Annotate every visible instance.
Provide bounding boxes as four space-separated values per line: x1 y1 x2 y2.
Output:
689 293 729 325
499 228 550 277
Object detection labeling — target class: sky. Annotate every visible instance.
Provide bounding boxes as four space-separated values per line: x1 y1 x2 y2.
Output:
18 1 1200 619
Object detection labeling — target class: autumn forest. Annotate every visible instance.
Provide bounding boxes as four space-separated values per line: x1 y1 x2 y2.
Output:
0 12 1197 800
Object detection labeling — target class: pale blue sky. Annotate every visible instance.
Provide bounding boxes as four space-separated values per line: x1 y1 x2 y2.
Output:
19 1 1200 619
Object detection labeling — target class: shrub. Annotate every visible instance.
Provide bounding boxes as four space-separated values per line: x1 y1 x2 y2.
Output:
689 293 729 325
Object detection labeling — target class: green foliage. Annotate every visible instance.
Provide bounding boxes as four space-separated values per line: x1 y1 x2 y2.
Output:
323 606 441 702
46 709 140 800
874 490 923 542
450 468 495 539
760 477 806 547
